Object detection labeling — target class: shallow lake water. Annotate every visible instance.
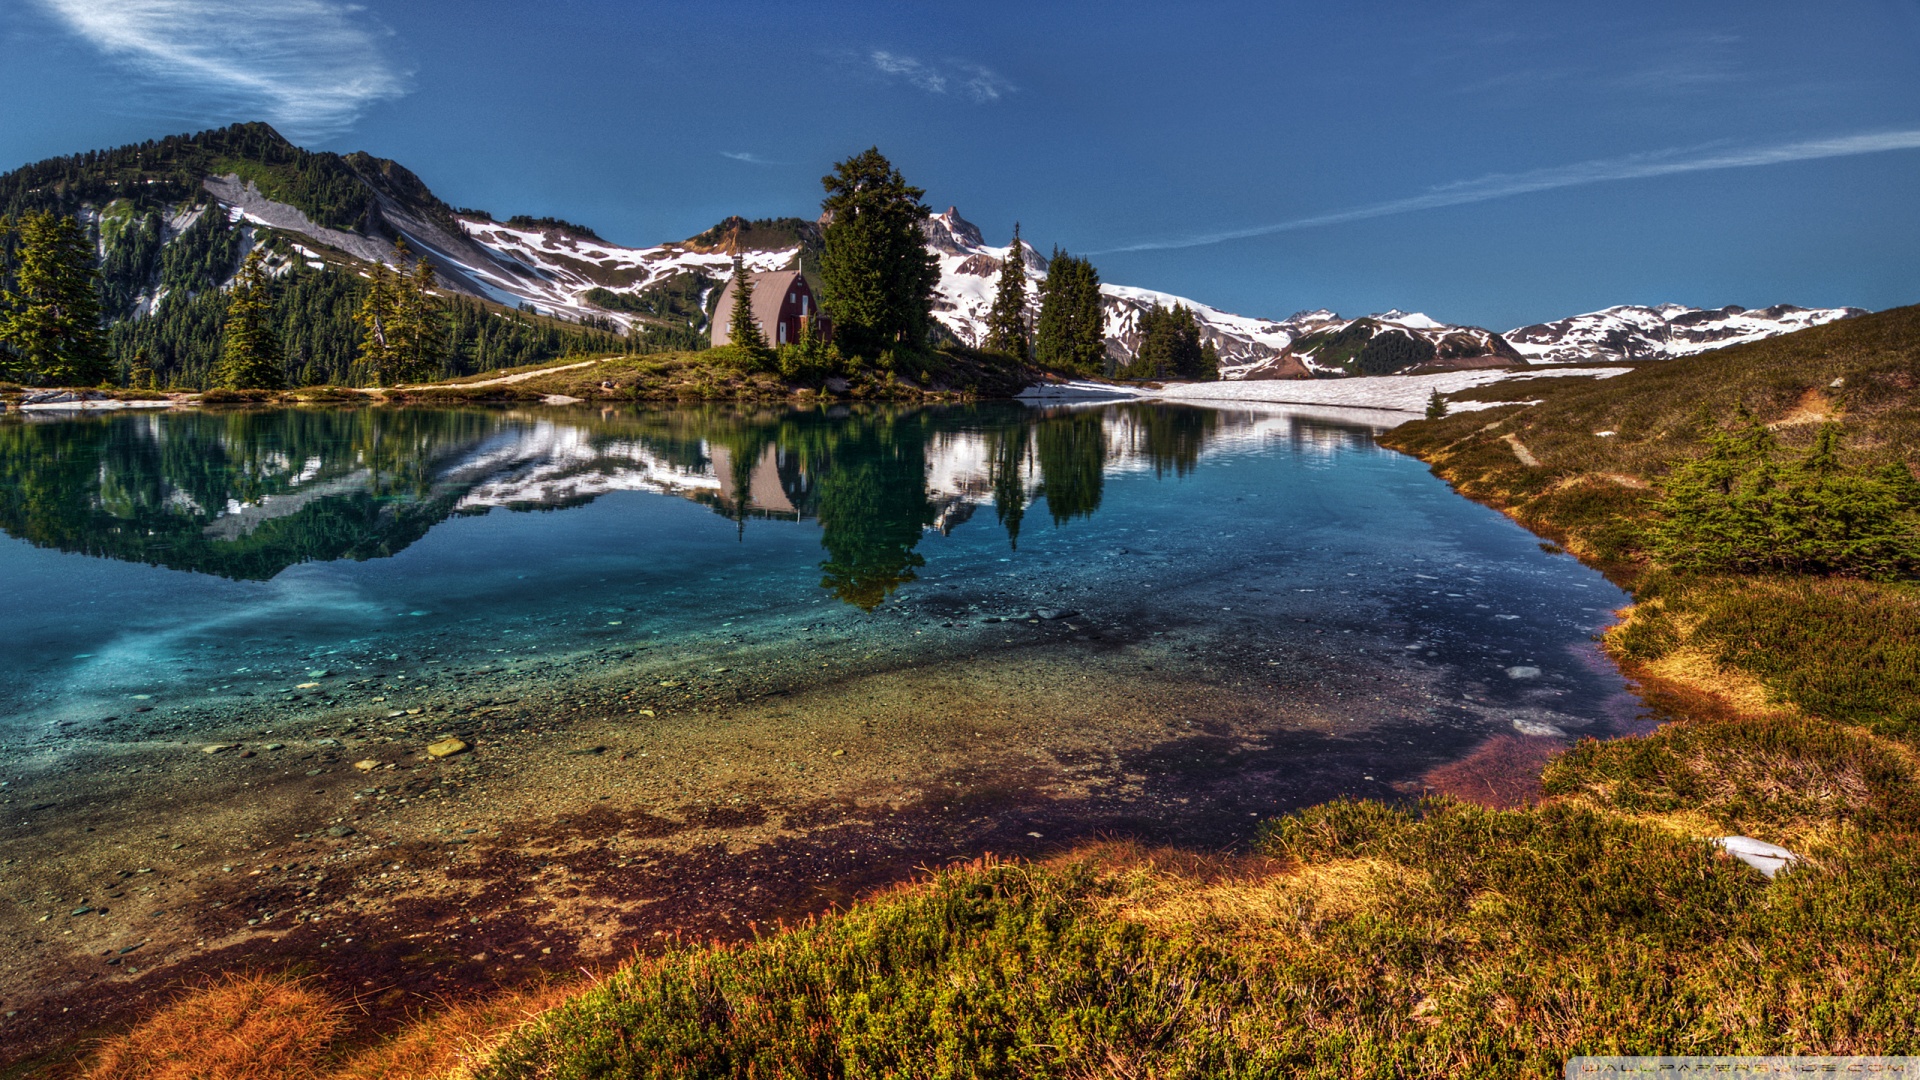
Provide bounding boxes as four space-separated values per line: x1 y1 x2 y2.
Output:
1 402 1628 740
0 401 1642 1053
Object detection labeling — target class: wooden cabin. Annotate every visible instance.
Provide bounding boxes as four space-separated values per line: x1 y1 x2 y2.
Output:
710 269 831 349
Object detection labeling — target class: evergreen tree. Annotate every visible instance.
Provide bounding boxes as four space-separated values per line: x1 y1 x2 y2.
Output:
214 248 284 389
1126 303 1207 379
389 244 446 383
725 256 768 355
983 222 1030 359
1034 250 1106 376
1654 409 1920 578
354 260 401 385
0 211 108 386
818 148 940 362
777 314 842 381
128 348 154 390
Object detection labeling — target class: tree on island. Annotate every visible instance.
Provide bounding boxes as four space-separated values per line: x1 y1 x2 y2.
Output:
817 148 940 362
0 211 108 386
1034 249 1106 376
983 222 1030 360
213 248 285 389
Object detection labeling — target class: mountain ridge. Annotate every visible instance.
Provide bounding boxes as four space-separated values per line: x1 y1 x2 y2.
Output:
0 123 1870 380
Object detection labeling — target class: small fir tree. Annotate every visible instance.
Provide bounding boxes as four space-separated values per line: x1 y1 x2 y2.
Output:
214 249 285 390
777 314 842 381
1654 409 1920 578
0 211 108 386
1425 390 1449 419
128 349 155 390
983 222 1030 359
726 256 768 355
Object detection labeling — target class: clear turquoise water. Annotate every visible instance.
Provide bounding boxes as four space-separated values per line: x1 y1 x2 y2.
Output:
0 403 1633 749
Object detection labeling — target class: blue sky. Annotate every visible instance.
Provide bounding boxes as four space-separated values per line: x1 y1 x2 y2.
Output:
3 0 1917 329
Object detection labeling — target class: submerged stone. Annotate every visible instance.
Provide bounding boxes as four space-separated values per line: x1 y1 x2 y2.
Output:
427 738 470 759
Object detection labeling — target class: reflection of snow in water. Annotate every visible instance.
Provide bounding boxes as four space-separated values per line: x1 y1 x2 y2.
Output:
444 406 1393 527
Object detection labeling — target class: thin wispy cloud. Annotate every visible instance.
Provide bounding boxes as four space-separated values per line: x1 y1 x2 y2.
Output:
720 151 782 166
1095 129 1920 253
869 50 1013 103
32 0 408 139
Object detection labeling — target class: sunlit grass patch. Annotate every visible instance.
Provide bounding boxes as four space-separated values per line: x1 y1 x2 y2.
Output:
83 972 342 1080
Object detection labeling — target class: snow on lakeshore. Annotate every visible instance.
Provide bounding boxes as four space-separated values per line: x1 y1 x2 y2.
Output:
1019 367 1632 417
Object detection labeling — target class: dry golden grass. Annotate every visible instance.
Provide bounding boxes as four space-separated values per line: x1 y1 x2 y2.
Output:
74 972 578 1080
326 982 579 1080
1637 645 1786 719
83 973 342 1080
1113 854 1431 939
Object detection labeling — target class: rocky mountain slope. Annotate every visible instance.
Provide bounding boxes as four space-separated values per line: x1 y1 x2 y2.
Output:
0 123 1870 380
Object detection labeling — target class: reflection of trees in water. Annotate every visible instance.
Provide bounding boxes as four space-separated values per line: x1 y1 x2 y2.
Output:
813 414 936 611
0 409 499 579
1121 403 1220 479
0 401 1247 601
988 426 1030 550
1034 410 1106 526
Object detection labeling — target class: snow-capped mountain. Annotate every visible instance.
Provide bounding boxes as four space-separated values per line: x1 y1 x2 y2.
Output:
916 209 1518 378
164 185 1887 378
12 123 1865 381
1505 303 1867 363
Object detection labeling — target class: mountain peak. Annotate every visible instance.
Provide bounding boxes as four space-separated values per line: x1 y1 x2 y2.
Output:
924 206 986 255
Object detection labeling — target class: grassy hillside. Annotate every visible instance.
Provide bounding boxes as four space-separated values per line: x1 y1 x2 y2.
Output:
49 309 1920 1078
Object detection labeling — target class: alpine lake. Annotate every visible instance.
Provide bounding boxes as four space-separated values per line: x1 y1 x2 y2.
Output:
0 400 1644 1053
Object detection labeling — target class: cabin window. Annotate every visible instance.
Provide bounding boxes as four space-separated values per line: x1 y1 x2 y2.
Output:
800 295 809 316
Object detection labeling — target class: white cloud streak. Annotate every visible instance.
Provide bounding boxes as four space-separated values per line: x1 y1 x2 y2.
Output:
1095 129 1920 253
720 151 781 166
33 0 408 139
870 50 1012 103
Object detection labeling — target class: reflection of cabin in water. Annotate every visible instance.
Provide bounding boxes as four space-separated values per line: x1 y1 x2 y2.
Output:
709 270 831 348
707 442 816 520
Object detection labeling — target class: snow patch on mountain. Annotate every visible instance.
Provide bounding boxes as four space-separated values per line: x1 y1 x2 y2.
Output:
1505 303 1867 363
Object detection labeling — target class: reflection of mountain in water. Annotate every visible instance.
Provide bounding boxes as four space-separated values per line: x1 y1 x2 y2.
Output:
0 404 1387 605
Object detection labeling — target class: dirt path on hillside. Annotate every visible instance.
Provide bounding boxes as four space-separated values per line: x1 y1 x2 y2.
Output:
358 359 604 394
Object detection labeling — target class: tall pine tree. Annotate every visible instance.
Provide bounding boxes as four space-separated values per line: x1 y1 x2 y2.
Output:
724 255 767 355
817 148 939 362
983 222 1030 360
214 248 285 389
1034 249 1106 376
354 259 400 386
0 211 108 386
389 245 446 383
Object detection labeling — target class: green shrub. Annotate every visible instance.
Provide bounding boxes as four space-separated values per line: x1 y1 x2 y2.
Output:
1653 411 1920 578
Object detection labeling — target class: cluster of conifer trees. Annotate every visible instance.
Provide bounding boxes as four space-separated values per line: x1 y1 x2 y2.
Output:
1119 303 1220 380
0 202 633 389
1654 408 1920 578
